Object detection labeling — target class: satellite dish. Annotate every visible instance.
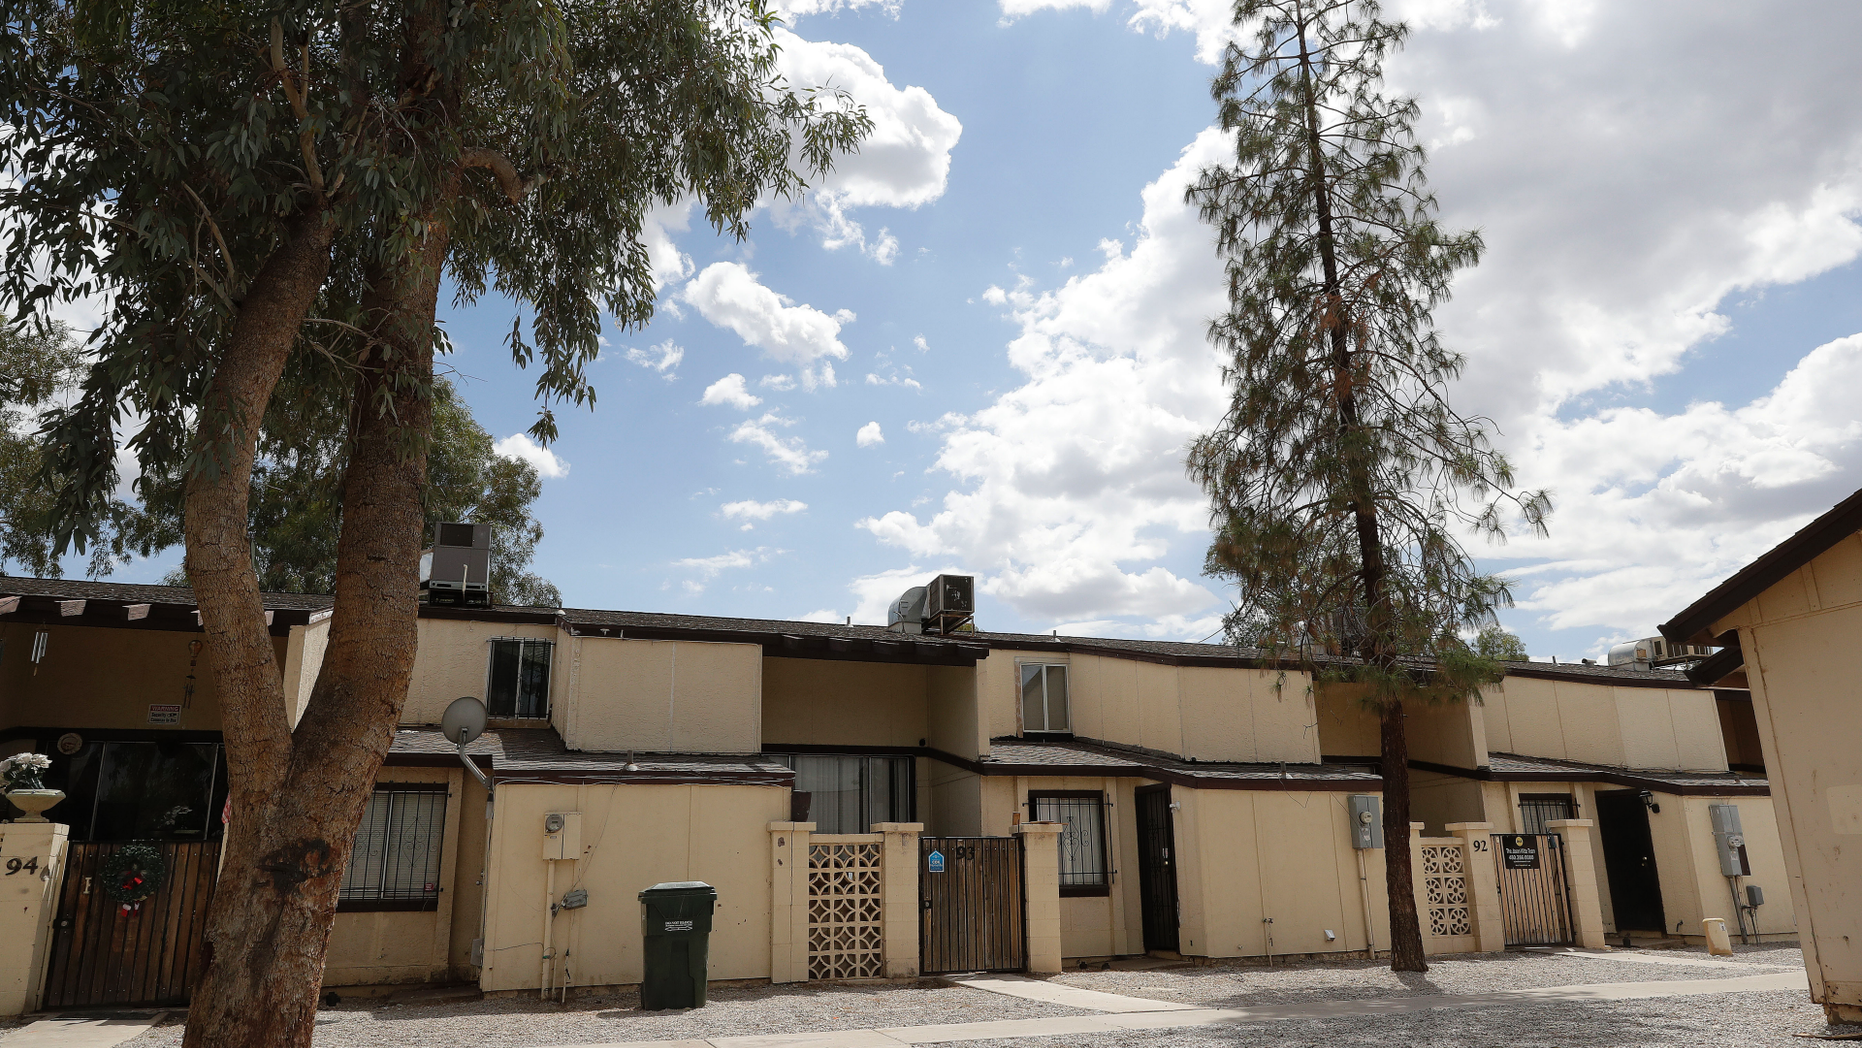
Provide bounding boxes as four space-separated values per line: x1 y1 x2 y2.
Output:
442 696 488 746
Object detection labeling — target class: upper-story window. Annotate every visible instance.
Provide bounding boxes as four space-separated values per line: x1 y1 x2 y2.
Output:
488 638 552 719
1020 663 1070 734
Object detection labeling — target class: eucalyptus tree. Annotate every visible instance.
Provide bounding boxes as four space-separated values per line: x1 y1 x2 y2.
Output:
1186 0 1550 971
1 0 866 1041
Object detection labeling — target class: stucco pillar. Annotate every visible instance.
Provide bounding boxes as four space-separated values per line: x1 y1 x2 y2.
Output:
0 822 69 1016
1408 822 1429 947
1446 822 1504 953
1017 822 1063 974
768 822 814 984
1547 819 1607 949
874 822 923 978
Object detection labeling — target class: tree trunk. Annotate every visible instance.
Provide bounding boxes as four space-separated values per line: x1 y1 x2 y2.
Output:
1380 700 1428 970
181 240 451 1048
1290 7 1427 972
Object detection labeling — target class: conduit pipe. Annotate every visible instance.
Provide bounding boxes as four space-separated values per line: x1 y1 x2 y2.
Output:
1357 849 1377 957
541 859 557 999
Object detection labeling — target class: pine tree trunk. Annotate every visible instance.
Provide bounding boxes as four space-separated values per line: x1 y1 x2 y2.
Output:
1380 700 1428 970
1289 6 1428 972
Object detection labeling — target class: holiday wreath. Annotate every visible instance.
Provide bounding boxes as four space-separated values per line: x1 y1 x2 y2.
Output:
101 844 166 906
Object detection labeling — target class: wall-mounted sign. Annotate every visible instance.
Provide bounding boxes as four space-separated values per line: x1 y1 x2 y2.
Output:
147 704 182 726
1502 835 1541 870
927 850 945 873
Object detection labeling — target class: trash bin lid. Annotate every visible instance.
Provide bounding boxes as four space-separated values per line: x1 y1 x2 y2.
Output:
639 880 717 896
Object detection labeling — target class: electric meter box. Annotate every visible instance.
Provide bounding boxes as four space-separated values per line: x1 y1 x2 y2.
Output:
1709 804 1751 876
1349 795 1383 850
543 811 582 860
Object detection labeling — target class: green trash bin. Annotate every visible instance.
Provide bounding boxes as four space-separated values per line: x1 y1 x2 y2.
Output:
638 881 718 1009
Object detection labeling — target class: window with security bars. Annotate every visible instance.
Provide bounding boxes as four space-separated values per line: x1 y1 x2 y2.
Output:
1518 793 1576 835
774 754 913 835
1030 791 1108 896
1020 663 1070 734
488 638 552 718
340 788 447 911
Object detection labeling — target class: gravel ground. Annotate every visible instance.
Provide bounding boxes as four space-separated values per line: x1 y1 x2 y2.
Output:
946 988 1841 1048
1053 948 1802 1009
118 982 1088 1047
96 944 1818 1047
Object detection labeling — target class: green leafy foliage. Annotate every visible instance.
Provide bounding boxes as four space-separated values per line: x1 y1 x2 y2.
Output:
1 0 869 552
0 324 169 578
1186 0 1551 701
1474 624 1530 662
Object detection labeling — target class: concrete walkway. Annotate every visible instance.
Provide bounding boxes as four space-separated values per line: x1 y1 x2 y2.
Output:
0 1013 165 1047
944 974 1196 1013
570 970 1807 1048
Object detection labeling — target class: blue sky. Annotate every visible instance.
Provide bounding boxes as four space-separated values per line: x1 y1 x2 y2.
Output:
80 0 1862 660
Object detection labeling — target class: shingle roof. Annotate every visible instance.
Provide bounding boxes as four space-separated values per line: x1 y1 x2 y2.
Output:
385 726 793 786
1465 751 1768 796
976 735 1382 791
0 574 334 612
1495 659 1694 689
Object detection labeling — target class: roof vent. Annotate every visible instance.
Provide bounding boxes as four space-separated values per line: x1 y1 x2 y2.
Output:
887 575 974 635
420 522 492 607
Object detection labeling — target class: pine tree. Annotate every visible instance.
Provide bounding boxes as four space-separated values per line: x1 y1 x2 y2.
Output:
1186 0 1550 971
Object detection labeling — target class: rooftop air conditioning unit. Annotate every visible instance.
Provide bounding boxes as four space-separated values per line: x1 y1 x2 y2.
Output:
1607 635 1716 671
420 522 492 607
887 575 975 636
924 574 975 634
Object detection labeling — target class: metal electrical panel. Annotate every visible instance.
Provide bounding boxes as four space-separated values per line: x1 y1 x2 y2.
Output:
1710 804 1751 876
543 811 582 860
1745 884 1765 908
1349 795 1383 849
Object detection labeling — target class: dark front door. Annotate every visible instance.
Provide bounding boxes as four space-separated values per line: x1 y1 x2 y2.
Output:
919 836 1025 974
1134 785 1179 952
1596 790 1667 934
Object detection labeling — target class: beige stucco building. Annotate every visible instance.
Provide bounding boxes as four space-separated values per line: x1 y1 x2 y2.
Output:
1661 486 1862 1024
0 565 1797 1012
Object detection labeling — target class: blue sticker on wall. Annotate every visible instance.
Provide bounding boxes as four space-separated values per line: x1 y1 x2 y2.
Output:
927 850 945 873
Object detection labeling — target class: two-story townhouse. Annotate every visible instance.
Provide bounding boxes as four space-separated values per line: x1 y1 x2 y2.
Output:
1316 661 1793 945
3 572 1406 1009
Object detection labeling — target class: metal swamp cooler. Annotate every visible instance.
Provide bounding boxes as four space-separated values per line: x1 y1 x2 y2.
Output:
638 881 717 1009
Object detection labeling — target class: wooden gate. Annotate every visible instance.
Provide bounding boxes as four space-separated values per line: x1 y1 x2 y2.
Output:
919 836 1025 974
1493 832 1575 946
41 841 221 1008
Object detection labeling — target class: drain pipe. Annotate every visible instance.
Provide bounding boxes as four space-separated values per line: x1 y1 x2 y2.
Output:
1357 850 1377 957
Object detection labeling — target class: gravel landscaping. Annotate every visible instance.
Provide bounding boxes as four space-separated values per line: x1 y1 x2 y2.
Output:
93 943 1825 1047
1053 947 1804 1009
119 981 1090 1047
947 989 1841 1048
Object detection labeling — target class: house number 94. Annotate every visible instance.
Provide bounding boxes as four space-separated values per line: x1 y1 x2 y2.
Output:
4 857 39 875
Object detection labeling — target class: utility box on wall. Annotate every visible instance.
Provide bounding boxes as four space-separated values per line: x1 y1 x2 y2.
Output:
1710 803 1752 877
543 812 582 860
1349 795 1383 849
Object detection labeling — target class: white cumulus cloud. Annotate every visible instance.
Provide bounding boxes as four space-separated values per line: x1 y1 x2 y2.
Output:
623 339 683 378
858 131 1233 632
492 433 570 479
731 413 830 474
721 498 809 530
680 263 852 389
770 28 963 261
701 373 762 410
856 421 885 447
